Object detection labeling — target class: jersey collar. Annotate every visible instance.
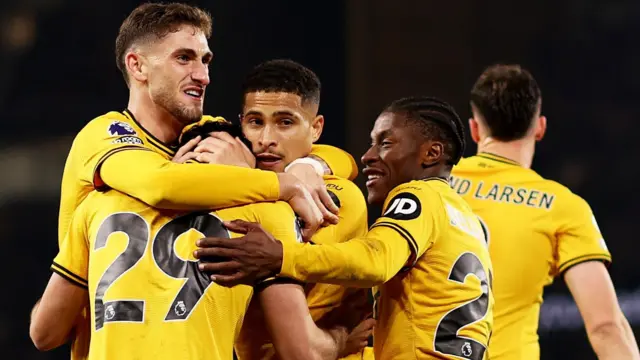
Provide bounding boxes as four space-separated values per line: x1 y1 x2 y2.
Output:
122 109 177 157
476 152 521 166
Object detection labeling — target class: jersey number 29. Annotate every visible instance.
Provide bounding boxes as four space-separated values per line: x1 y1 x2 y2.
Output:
93 212 226 330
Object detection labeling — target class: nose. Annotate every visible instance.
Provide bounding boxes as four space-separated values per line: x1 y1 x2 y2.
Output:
192 63 210 86
361 145 379 166
258 125 278 149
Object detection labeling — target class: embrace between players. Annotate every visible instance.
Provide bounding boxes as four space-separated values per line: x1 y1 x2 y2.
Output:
29 3 639 360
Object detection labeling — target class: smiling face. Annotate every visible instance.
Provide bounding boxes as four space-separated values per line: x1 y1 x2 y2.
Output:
240 91 323 172
361 112 430 205
129 25 213 126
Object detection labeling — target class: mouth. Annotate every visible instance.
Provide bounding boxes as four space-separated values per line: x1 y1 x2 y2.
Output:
183 86 204 101
256 153 283 168
362 167 385 188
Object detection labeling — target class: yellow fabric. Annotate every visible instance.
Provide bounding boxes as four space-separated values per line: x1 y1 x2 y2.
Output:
53 189 299 360
58 110 279 360
235 175 369 360
310 144 358 180
281 179 494 359
450 153 611 360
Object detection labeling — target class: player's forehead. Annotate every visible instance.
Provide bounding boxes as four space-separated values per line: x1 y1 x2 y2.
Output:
243 91 310 119
151 24 211 56
370 112 402 139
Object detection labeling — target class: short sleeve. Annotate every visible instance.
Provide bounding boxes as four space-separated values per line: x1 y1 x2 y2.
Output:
51 205 90 289
554 192 611 275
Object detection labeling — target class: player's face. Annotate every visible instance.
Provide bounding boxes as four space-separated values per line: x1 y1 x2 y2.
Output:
241 92 323 172
362 112 424 205
144 25 213 126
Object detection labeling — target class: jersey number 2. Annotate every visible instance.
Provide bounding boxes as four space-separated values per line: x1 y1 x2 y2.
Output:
93 212 228 330
434 252 491 360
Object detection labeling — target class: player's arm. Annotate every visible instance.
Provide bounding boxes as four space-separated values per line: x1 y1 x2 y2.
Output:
554 193 637 358
30 274 88 351
258 281 347 360
309 144 358 180
279 188 434 287
31 206 90 351
198 188 435 287
253 203 346 360
280 225 412 287
565 262 639 360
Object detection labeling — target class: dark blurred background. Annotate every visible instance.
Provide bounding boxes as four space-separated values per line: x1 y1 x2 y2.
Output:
1 0 638 359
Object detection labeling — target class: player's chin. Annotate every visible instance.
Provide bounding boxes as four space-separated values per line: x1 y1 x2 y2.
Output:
366 185 386 206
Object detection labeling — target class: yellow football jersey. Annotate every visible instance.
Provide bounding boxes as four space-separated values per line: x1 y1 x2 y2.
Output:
370 179 494 360
234 175 369 360
52 189 300 360
450 152 611 360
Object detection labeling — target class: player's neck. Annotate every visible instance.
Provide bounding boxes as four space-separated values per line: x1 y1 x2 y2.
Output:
476 137 535 169
127 94 182 144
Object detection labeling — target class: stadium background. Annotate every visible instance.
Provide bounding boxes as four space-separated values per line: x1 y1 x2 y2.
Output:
1 0 638 358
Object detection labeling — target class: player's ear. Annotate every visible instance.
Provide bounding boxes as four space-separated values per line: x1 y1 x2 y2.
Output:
310 115 324 143
420 141 443 167
469 118 481 144
534 116 546 141
126 51 147 83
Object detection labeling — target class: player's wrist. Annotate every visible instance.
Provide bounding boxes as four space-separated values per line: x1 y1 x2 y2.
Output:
285 157 327 177
276 173 303 201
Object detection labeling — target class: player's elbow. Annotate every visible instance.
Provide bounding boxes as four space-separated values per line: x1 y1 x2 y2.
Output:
30 322 65 351
586 316 627 343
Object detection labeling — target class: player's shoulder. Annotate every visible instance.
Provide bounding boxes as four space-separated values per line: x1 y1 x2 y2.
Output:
388 178 449 199
323 175 365 209
530 174 591 211
78 110 134 135
381 179 449 221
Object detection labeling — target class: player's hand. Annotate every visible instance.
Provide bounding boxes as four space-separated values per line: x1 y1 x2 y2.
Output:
286 162 340 226
172 135 201 163
194 132 256 168
276 173 324 240
339 318 376 358
194 220 283 287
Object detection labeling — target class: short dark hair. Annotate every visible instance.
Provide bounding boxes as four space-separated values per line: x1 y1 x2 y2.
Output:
385 96 466 166
179 120 252 150
470 64 542 141
241 59 321 106
115 2 212 85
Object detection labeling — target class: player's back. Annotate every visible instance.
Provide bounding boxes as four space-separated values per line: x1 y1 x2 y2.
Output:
372 179 493 360
56 189 298 360
451 153 610 359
